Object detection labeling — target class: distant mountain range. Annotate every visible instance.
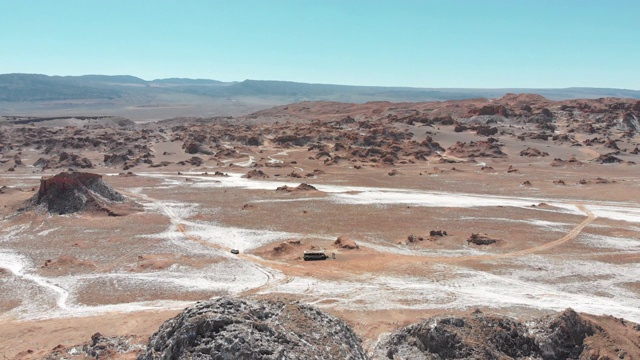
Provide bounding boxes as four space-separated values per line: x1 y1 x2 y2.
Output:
1 73 639 121
2 73 639 103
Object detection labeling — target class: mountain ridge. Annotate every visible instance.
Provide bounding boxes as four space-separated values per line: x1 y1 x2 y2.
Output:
2 73 639 103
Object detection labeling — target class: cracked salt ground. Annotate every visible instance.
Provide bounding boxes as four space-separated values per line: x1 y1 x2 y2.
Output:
0 249 283 320
578 233 640 251
133 192 300 252
262 263 640 323
141 172 640 224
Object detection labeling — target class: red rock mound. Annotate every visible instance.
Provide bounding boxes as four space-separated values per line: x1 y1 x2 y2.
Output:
22 172 139 216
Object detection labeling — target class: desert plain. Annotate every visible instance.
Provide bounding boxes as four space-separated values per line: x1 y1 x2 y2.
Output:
1 94 640 358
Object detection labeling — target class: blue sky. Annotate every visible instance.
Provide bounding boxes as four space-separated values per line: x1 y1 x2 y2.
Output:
1 0 638 88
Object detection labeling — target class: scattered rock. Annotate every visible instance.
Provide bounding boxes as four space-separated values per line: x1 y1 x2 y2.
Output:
594 154 623 164
335 236 359 249
430 230 448 237
467 233 501 245
243 169 269 179
276 183 318 193
447 138 506 158
550 157 583 167
519 147 549 157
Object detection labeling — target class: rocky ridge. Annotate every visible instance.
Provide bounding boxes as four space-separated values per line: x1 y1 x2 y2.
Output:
40 297 640 359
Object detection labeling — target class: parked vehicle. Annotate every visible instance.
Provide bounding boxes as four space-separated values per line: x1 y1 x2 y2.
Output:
303 251 327 261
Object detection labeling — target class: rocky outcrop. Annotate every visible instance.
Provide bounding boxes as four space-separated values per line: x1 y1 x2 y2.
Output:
594 153 624 164
33 151 94 170
21 171 138 215
183 141 213 155
372 310 536 359
535 308 598 360
447 138 506 158
371 308 635 360
139 297 367 360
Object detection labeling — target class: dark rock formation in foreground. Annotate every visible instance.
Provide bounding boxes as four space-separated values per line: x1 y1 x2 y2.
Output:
22 171 137 215
139 297 368 360
371 308 640 360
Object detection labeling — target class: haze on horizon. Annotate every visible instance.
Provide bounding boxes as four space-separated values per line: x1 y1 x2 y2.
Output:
1 0 639 90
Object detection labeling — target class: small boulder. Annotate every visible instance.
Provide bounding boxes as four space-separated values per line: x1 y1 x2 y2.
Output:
335 236 359 249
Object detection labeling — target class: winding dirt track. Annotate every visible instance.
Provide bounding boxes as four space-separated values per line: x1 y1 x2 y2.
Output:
440 204 595 262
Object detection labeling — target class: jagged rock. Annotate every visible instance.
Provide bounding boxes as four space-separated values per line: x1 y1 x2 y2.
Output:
21 172 138 216
594 154 623 164
372 310 537 360
34 152 93 170
534 309 599 360
139 297 367 360
246 136 263 146
103 153 130 166
183 141 213 155
475 125 499 136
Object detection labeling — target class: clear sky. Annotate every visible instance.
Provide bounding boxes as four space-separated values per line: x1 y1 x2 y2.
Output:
1 0 638 89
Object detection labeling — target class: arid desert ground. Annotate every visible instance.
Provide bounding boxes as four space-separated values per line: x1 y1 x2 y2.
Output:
1 95 640 358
